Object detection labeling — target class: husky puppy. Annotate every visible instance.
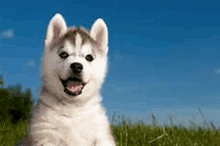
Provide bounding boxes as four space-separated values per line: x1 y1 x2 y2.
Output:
20 13 116 146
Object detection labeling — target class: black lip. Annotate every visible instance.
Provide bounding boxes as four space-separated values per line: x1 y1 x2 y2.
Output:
60 77 85 96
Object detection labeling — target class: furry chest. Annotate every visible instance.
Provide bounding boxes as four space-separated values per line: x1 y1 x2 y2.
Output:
56 115 99 145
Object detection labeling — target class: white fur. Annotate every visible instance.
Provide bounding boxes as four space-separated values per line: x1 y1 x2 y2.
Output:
75 33 82 53
90 18 109 55
45 13 67 48
20 13 115 146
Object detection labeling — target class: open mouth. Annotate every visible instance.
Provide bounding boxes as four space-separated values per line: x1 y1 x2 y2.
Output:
60 77 86 96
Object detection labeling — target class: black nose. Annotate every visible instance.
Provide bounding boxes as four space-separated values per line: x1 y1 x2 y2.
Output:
70 63 83 74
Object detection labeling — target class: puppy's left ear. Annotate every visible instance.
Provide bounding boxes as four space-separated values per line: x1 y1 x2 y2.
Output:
90 18 108 54
45 13 67 47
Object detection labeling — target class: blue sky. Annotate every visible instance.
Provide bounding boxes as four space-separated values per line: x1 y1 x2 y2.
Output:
1 0 220 128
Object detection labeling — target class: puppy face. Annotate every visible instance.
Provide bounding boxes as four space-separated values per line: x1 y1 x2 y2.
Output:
42 14 108 103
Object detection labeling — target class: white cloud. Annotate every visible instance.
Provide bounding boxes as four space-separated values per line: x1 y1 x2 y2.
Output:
22 60 36 71
27 60 35 67
215 69 220 74
116 87 122 92
1 29 14 38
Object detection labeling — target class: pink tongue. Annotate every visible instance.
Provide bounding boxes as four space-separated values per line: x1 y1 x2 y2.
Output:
66 81 83 93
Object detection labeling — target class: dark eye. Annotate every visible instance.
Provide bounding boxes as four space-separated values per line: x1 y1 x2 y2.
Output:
59 52 69 59
85 54 94 62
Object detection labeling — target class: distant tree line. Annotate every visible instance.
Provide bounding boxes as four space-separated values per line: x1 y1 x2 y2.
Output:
0 76 34 124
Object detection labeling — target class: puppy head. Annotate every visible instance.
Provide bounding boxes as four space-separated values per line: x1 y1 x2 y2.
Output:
42 13 108 103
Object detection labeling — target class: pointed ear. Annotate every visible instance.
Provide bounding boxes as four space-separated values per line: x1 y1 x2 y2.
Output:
45 13 67 46
90 18 108 54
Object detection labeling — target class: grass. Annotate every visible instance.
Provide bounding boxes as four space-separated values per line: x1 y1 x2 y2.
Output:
109 109 220 146
110 115 220 146
0 110 220 146
0 118 27 146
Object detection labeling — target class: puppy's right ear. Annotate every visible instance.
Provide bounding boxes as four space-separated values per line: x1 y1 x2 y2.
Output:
45 13 67 47
90 18 108 55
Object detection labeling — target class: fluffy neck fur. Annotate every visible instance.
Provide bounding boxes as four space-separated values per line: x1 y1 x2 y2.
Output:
39 86 102 118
